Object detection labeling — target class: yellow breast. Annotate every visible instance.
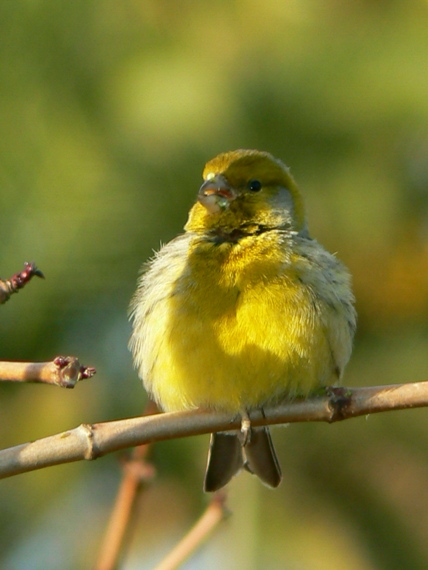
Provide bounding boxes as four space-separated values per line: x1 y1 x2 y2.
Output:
130 231 355 414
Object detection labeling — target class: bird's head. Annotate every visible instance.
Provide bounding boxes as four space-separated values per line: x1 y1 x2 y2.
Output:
185 150 307 237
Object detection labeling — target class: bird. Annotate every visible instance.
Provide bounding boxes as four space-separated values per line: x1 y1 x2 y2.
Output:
129 149 356 492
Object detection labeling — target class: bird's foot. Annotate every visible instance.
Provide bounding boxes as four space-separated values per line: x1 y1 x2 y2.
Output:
239 411 252 447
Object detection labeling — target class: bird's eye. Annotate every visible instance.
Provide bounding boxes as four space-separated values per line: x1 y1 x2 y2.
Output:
248 179 262 192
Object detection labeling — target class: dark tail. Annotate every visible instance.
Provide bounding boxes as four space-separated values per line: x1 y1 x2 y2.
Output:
244 426 282 488
204 432 244 492
203 427 282 492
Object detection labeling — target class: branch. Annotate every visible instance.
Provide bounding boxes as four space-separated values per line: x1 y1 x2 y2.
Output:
94 403 157 570
94 444 155 570
152 491 228 570
0 380 428 480
0 356 96 387
0 261 44 304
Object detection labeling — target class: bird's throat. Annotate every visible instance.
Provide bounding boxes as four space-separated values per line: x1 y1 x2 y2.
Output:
206 224 273 244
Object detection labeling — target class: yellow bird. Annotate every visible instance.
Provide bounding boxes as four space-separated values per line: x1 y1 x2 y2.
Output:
129 149 356 492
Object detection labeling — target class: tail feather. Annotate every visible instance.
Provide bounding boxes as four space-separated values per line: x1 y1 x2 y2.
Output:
203 427 282 492
244 427 282 488
204 432 244 492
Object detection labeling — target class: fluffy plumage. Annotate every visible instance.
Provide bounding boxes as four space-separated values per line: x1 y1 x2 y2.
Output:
129 149 356 491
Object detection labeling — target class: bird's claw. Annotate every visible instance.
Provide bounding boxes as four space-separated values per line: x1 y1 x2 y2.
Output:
239 411 252 447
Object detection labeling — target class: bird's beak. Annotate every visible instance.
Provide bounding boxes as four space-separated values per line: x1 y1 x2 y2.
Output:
198 175 237 214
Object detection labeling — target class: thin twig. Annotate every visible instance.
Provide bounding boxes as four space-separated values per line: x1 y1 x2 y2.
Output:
0 357 96 387
152 491 229 570
0 380 428 479
94 404 157 570
0 261 44 304
93 445 155 570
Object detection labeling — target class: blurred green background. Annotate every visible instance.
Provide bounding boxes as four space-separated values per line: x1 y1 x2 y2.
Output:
1 1 428 568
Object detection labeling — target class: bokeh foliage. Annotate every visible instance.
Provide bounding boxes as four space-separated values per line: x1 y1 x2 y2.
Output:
1 1 428 568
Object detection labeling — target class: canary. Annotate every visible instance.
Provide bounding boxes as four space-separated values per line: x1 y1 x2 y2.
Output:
129 149 356 492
